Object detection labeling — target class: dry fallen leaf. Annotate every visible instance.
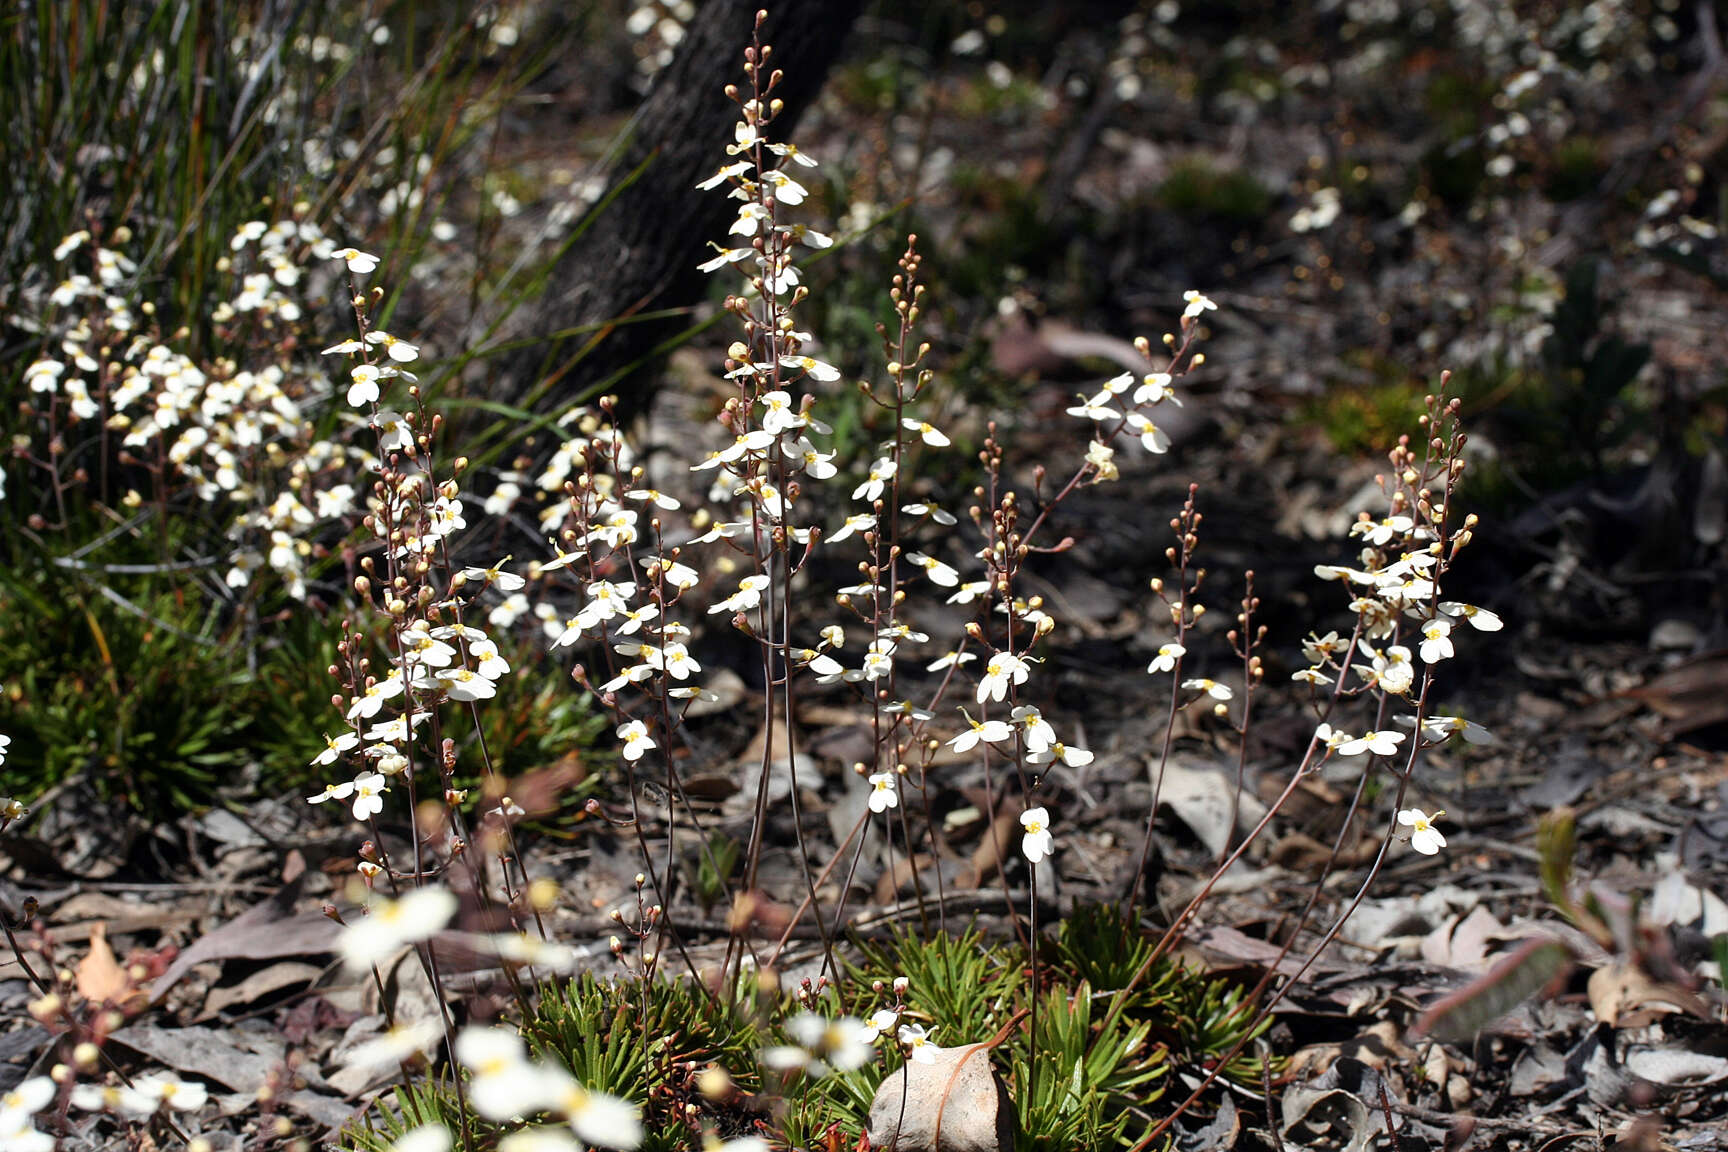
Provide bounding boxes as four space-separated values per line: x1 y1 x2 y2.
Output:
152 870 340 1003
1619 651 1728 736
76 923 137 1008
1587 959 1713 1029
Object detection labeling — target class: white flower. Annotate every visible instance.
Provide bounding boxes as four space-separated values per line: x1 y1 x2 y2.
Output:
1336 730 1405 758
365 331 420 363
1085 440 1118 481
898 1023 937 1064
1066 390 1119 421
341 1019 445 1074
731 201 771 236
757 389 805 434
1 1077 56 1152
780 355 840 383
902 418 950 446
332 247 380 274
1314 723 1354 753
652 559 701 590
436 668 495 702
1398 808 1447 855
697 160 751 190
118 1074 207 1115
340 886 458 971
456 1027 534 1120
349 771 389 820
305 780 352 808
1351 514 1414 547
761 168 808 204
977 651 1031 703
1147 641 1185 674
710 574 770 615
947 580 992 605
1020 807 1054 863
853 457 897 503
1357 644 1415 695
762 1013 873 1077
906 552 960 587
867 772 898 813
801 651 845 679
861 1008 899 1043
387 1125 453 1152
485 933 579 974
1182 289 1217 319
697 245 752 272
1439 601 1504 631
1132 372 1180 405
1410 714 1493 745
625 487 680 510
1419 616 1453 663
533 1064 645 1149
460 560 525 592
312 730 360 767
617 719 655 762
1182 677 1233 701
1012 705 1056 754
1301 630 1345 665
850 638 896 682
346 363 384 407
826 512 876 544
54 229 91 259
1125 411 1170 454
1027 742 1093 768
499 1127 579 1152
948 716 1013 753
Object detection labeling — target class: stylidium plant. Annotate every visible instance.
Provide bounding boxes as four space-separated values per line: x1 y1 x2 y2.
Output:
0 12 1518 1152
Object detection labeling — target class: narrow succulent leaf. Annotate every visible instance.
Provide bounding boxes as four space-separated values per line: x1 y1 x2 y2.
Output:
1412 937 1575 1042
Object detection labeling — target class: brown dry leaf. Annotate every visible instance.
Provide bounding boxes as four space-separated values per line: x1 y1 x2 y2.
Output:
1154 758 1267 857
1620 651 1728 736
1420 905 1507 970
76 924 134 1006
1587 960 1713 1028
866 1042 1017 1152
1279 1056 1394 1152
197 961 323 1020
959 804 1021 890
110 1024 281 1093
151 870 340 1003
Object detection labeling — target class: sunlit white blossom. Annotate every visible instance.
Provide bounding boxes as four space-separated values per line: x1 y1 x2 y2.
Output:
1398 808 1447 855
1020 807 1054 863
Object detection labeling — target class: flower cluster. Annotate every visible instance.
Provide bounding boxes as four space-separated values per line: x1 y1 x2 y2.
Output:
15 218 381 600
456 1027 643 1150
302 250 537 922
1288 394 1503 855
0 729 22 830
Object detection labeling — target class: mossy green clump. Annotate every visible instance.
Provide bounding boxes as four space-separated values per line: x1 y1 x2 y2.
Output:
849 907 1275 1148
335 908 1275 1152
1156 158 1274 226
1303 377 1431 457
0 562 261 819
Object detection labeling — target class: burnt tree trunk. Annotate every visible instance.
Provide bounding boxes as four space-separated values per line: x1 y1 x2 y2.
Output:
504 0 867 420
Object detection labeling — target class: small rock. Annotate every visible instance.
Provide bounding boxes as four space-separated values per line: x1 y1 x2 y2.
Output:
866 1043 1016 1152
